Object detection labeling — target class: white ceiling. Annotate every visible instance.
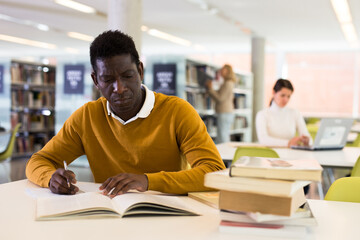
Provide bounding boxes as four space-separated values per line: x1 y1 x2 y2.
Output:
0 0 359 58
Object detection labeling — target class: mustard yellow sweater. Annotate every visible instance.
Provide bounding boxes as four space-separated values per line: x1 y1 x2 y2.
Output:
26 93 225 194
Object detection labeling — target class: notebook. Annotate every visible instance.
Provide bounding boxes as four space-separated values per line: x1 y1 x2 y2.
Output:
291 118 353 151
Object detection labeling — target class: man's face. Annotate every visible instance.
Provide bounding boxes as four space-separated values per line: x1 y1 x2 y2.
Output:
91 54 144 119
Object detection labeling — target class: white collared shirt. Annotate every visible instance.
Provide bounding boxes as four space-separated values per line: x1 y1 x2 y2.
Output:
106 84 155 125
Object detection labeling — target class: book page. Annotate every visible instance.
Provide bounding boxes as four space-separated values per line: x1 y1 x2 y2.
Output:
37 192 116 219
27 182 101 199
111 192 199 216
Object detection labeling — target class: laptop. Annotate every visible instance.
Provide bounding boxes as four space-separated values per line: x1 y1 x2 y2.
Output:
291 118 353 151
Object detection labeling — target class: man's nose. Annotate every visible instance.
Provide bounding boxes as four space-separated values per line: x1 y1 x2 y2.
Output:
113 79 127 93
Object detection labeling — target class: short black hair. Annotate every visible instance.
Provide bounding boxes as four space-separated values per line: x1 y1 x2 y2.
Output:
90 30 140 73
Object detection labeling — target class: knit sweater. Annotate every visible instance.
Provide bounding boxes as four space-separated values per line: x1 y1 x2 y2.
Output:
207 80 234 113
256 102 311 147
25 93 225 194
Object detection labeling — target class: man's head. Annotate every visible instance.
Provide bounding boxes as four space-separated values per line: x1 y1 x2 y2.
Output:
90 30 140 74
90 30 145 121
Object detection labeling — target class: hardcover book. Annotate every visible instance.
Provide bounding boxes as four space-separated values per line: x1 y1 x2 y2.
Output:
204 169 310 196
230 156 323 181
218 187 306 216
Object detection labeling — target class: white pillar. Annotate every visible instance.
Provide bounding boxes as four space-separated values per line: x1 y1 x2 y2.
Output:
108 0 142 55
251 37 265 142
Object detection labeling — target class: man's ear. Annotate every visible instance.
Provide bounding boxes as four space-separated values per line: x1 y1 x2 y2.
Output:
138 62 144 82
91 72 99 88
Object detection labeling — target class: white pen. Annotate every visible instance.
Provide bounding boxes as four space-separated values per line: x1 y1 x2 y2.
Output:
63 160 70 188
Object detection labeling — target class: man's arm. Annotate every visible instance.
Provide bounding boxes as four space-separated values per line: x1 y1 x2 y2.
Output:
26 108 85 188
146 99 226 194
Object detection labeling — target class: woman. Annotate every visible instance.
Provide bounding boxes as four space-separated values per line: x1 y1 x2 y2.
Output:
206 64 236 144
256 79 311 147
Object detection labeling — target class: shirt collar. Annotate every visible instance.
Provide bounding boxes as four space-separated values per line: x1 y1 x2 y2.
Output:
106 84 155 125
270 101 285 111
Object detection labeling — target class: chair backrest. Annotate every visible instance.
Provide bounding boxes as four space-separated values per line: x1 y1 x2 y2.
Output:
232 146 279 165
324 177 360 203
350 156 360 177
0 123 21 162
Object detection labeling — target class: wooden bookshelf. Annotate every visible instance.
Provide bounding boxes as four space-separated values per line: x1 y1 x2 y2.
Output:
10 60 56 157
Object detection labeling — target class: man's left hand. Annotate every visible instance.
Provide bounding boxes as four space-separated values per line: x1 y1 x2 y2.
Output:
99 173 148 198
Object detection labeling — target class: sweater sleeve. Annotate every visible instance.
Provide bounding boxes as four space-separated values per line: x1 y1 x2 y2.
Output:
25 107 86 187
295 110 313 145
207 81 233 103
255 110 289 147
146 100 226 194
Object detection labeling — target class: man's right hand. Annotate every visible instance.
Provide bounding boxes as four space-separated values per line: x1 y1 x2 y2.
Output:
49 168 79 195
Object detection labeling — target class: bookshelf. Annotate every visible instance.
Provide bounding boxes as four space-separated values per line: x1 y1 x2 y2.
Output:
185 59 253 142
10 60 56 157
144 56 253 143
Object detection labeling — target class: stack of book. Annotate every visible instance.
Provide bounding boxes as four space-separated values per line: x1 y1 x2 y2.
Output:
204 156 323 238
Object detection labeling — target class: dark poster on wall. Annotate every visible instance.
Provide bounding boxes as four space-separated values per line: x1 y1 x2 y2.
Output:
0 65 3 93
64 64 84 94
153 63 177 96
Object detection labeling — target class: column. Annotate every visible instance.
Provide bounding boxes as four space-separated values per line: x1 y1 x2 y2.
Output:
251 37 265 142
108 0 142 54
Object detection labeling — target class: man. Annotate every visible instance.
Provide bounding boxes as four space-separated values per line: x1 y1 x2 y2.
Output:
26 30 225 197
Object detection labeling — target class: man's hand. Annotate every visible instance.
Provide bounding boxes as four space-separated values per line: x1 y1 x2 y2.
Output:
100 173 148 198
49 168 79 195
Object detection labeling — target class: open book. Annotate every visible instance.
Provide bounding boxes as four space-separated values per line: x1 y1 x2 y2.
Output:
36 191 199 221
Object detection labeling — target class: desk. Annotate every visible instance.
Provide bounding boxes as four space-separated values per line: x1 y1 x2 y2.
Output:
216 142 360 168
0 180 358 240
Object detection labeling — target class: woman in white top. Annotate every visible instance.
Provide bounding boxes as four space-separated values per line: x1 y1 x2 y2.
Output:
256 79 311 147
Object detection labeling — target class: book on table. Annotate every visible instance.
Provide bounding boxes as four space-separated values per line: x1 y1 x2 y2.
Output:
220 202 317 226
219 219 308 238
204 169 310 196
218 187 306 216
187 191 219 209
230 156 323 181
36 191 199 221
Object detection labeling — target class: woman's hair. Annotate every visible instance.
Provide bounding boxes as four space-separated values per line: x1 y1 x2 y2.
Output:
270 78 294 106
222 64 236 82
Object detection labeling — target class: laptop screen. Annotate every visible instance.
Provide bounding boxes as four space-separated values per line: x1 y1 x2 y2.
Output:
314 118 353 148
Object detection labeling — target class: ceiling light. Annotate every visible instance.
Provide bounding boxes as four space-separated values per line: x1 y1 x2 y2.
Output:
141 25 149 32
67 32 94 42
330 0 352 23
0 34 56 49
65 47 80 54
341 22 358 42
330 0 358 46
0 14 49 31
148 29 192 47
54 0 96 14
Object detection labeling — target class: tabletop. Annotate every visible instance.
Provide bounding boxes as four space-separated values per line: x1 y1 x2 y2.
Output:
0 179 359 240
216 142 360 168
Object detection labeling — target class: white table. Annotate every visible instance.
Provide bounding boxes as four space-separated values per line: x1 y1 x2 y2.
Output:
216 142 360 168
0 179 359 240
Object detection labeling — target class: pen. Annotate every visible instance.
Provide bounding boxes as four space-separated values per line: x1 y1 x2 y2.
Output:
63 160 70 188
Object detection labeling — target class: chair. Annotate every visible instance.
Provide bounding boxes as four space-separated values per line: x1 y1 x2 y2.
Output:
231 146 279 165
324 177 360 203
350 156 360 177
0 123 21 183
0 123 21 162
